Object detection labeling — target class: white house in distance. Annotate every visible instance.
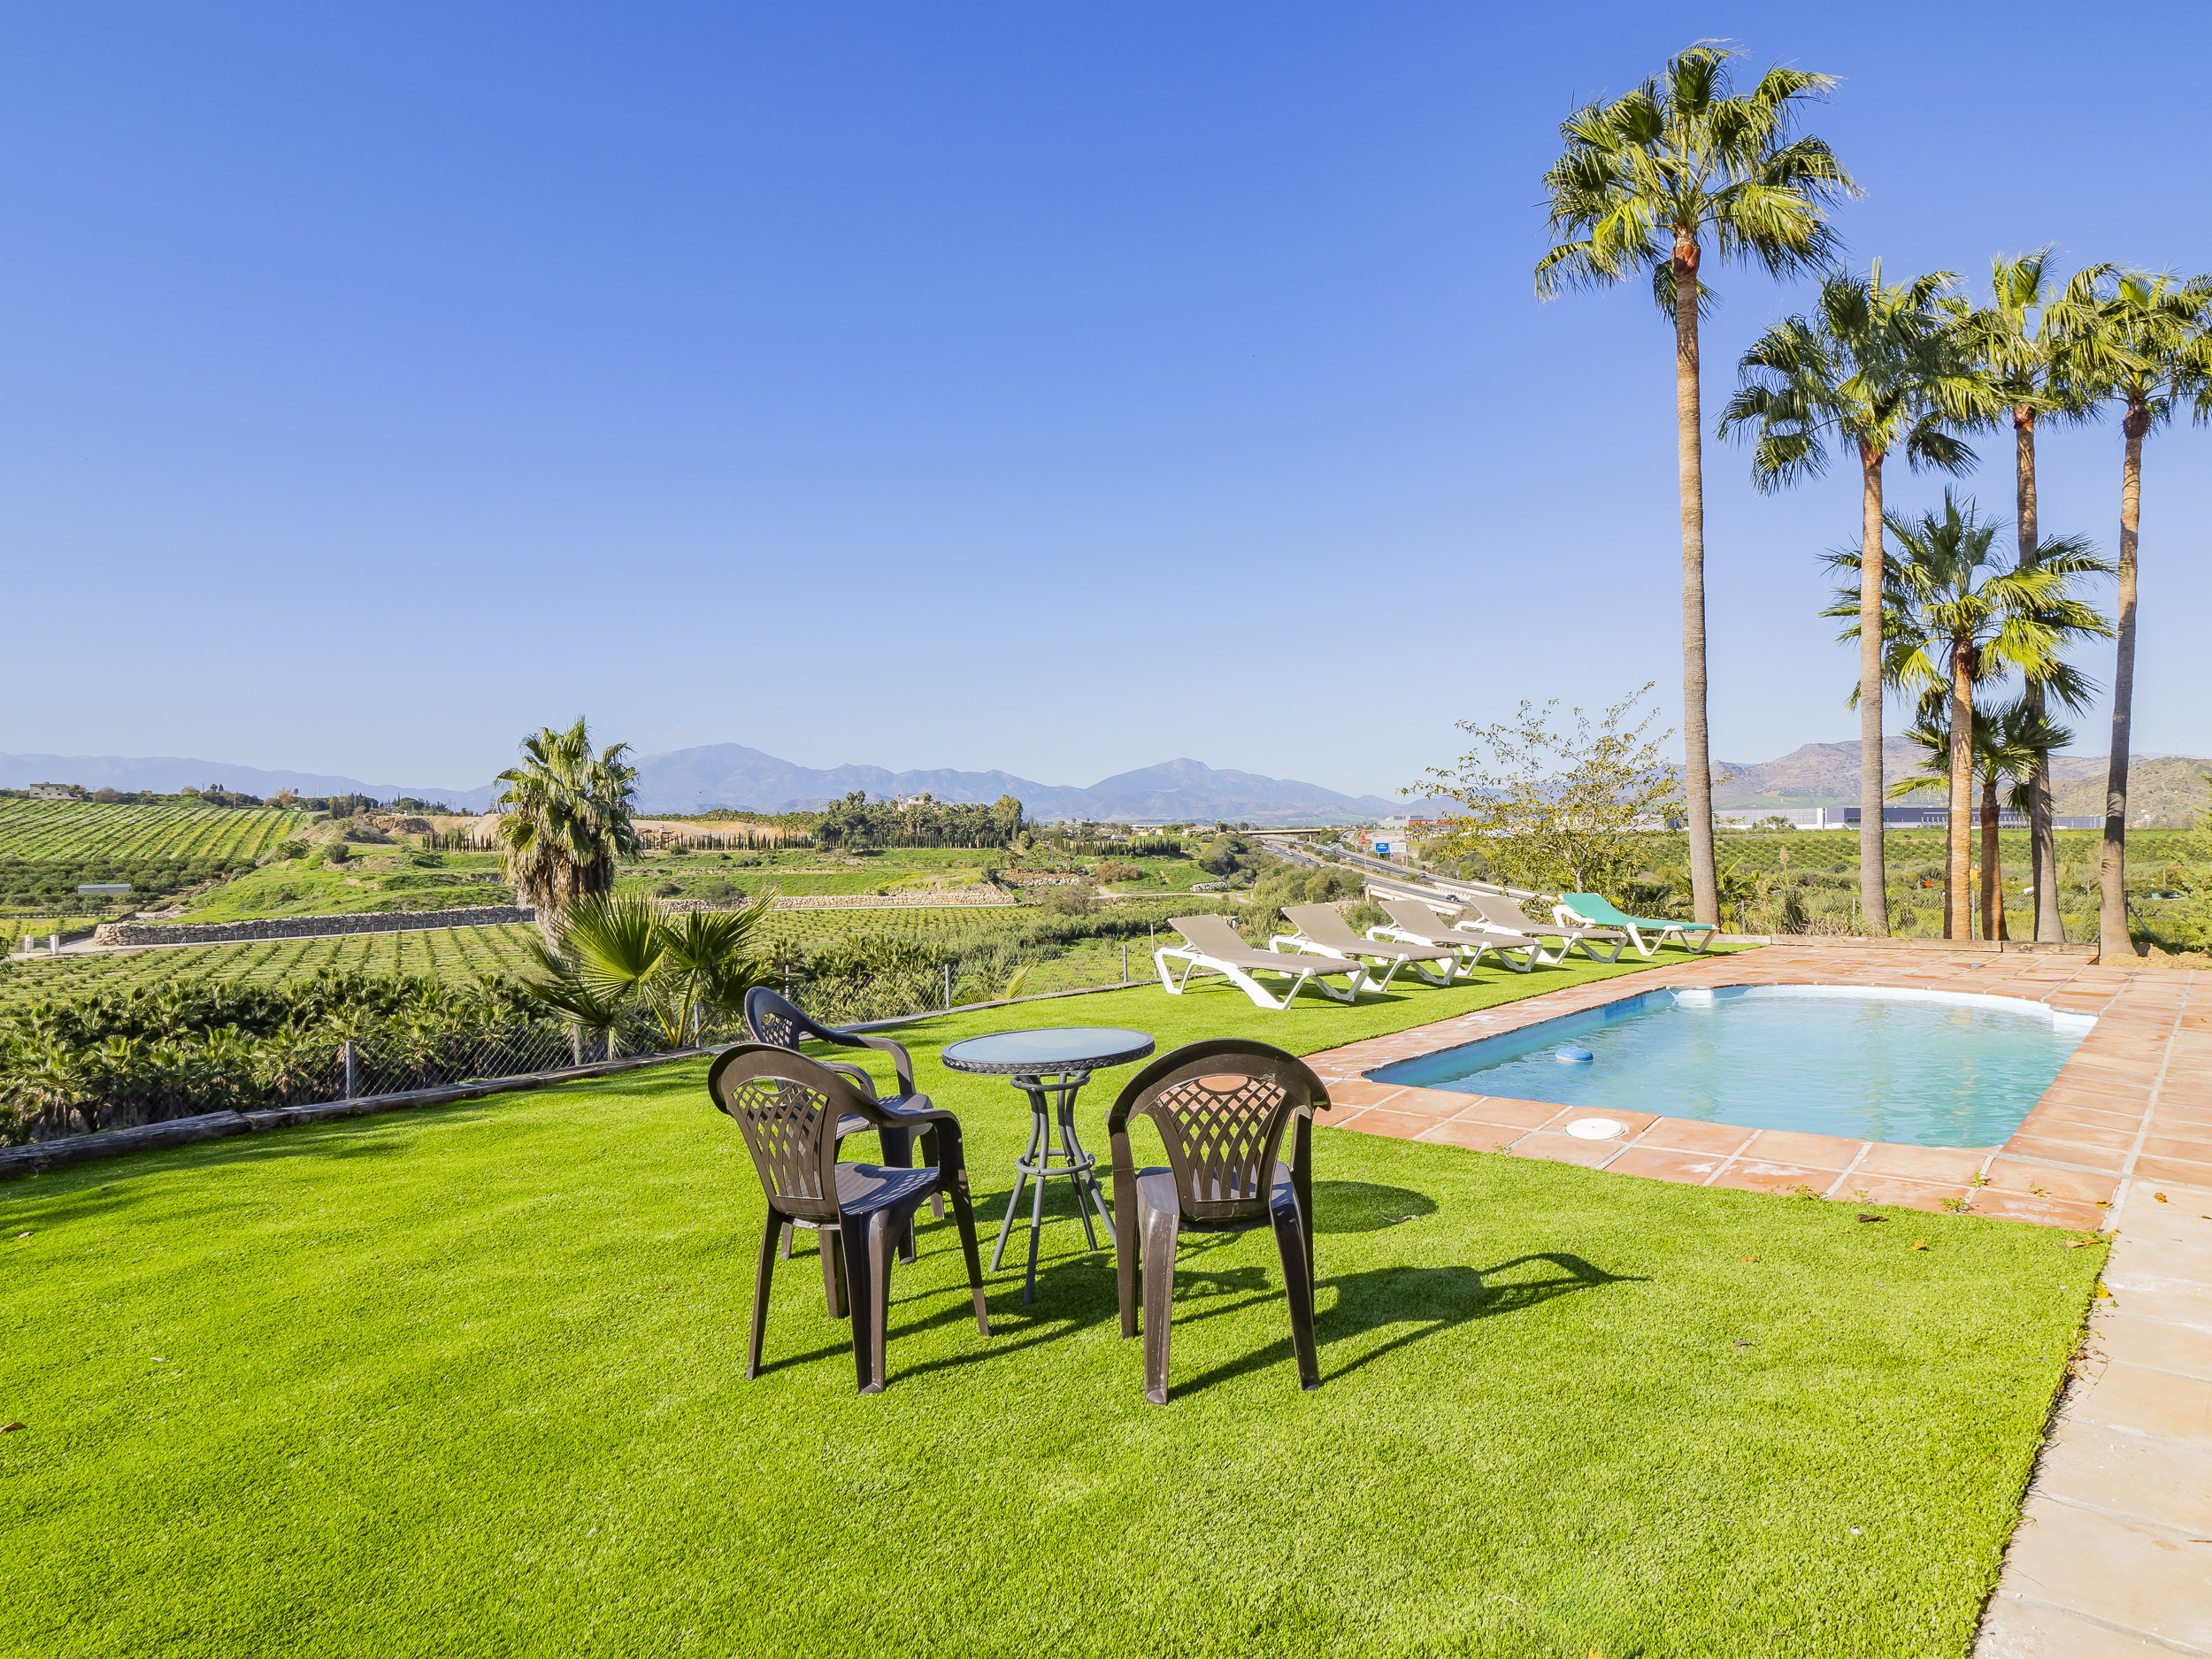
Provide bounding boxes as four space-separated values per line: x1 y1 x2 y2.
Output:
27 782 82 801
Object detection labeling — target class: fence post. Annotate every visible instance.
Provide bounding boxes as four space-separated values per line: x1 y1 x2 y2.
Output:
342 1040 357 1100
943 961 953 1011
1122 941 1128 984
571 1024 583 1068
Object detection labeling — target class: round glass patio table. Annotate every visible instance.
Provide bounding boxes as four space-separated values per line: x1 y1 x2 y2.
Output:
939 1026 1154 1304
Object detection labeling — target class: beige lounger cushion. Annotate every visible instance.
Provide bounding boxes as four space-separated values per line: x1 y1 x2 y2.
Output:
1282 904 1455 962
1170 914 1363 977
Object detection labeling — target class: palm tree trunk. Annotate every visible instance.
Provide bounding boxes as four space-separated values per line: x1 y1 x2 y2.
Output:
1673 241 1718 928
1947 641 1974 939
1980 772 2003 941
2097 407 2146 956
1856 445 1890 933
2016 410 2062 942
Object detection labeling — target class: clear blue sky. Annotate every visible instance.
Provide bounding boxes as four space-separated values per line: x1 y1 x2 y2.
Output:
7 3 2208 795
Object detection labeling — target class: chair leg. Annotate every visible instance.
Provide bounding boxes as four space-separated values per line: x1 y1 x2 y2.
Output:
821 1225 849 1319
1141 1209 1181 1405
1271 1202 1321 1393
945 1175 992 1336
924 1125 945 1220
841 1210 893 1395
747 1211 780 1380
878 1124 921 1264
779 1219 795 1260
1114 1178 1141 1340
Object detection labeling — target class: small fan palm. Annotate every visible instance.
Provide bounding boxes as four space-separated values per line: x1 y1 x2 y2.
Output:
525 893 774 1053
1893 697 2070 940
495 719 643 941
1830 491 2110 938
1535 41 1854 931
1720 265 1995 932
2066 270 2212 950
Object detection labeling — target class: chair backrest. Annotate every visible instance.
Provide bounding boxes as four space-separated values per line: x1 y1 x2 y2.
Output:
707 1043 858 1224
744 986 846 1051
1281 903 1363 950
1464 892 1537 932
1561 893 1626 926
1170 914 1259 961
1108 1041 1328 1227
1379 898 1459 936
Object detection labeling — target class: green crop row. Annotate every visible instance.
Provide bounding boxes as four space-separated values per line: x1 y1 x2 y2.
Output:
0 800 310 864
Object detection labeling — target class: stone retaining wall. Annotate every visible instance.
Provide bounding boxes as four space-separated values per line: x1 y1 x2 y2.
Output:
92 905 537 948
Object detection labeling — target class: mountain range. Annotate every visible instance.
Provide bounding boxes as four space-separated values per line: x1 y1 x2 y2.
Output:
6 739 2202 826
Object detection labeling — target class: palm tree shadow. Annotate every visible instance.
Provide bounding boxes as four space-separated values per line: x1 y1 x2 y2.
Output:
1165 1251 1646 1399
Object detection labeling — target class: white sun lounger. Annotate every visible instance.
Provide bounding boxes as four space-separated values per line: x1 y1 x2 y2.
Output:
1268 902 1460 990
1155 913 1370 1010
1454 889 1628 964
1371 898 1548 974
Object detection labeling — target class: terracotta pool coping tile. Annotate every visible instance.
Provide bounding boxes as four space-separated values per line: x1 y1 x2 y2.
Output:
1981 1156 2119 1206
1736 1129 1862 1172
1443 1095 1569 1132
1410 1118 1525 1154
2128 1155 2212 1192
1631 1117 1757 1157
1335 1108 1440 1141
1967 1191 2110 1230
2000 1133 2129 1172
1852 1142 1993 1184
1602 1145 1729 1184
1319 1079 1409 1110
2141 1135 2212 1167
1507 1132 1622 1171
2007 1119 2140 1153
1707 1160 1839 1195
1837 1174 1972 1213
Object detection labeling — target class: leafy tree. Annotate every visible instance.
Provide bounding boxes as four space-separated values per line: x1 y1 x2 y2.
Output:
493 719 642 939
1720 264 1991 932
1415 686 1680 900
522 893 773 1052
1825 490 2109 936
2068 270 2212 951
1951 251 2115 937
1537 41 1854 931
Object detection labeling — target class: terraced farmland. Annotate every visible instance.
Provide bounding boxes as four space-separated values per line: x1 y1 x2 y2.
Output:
0 799 310 862
0 925 548 1008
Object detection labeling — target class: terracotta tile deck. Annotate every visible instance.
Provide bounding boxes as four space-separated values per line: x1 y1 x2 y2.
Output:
1304 945 2210 1228
1301 944 2212 1652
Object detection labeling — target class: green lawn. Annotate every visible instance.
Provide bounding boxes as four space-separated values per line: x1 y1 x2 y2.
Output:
1 953 2099 1657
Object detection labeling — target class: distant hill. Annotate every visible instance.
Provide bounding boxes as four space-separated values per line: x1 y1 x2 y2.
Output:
12 739 2201 828
1713 741 2208 826
0 753 495 811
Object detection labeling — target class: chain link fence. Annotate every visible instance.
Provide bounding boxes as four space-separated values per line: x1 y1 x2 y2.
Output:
270 941 1152 1108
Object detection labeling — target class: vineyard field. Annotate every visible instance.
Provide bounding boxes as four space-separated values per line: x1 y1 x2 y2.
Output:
0 799 310 863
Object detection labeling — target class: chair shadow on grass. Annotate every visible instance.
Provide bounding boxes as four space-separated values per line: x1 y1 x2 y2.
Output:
1158 1249 1647 1401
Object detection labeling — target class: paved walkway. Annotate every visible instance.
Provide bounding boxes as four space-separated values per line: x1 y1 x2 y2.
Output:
1303 945 2212 1654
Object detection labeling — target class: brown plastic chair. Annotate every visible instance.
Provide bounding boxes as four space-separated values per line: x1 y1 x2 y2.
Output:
745 986 944 1263
709 1043 990 1395
1107 1040 1332 1405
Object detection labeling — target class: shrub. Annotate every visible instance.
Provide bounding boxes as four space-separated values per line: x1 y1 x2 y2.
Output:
1091 859 1147 884
1039 887 1094 917
325 842 351 865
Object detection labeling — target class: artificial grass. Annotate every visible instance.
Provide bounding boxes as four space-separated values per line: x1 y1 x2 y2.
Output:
0 957 2102 1657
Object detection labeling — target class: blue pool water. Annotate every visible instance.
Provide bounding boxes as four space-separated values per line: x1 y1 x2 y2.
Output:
1367 986 2095 1148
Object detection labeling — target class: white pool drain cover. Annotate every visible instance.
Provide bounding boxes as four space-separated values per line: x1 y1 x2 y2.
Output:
1564 1118 1628 1141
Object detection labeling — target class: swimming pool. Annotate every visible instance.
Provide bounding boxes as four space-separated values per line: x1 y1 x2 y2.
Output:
1365 985 2096 1148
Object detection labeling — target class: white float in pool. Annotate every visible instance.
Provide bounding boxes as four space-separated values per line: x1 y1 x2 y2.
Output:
1555 1044 1594 1064
1564 1117 1628 1141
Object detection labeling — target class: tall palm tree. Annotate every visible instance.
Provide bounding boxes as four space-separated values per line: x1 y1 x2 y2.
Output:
1893 697 2067 940
1535 42 1854 931
1719 265 1990 933
494 719 643 940
1825 492 2108 937
1950 252 2113 939
2070 271 2212 954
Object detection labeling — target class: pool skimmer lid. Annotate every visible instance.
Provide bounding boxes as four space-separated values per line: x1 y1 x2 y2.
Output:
1554 1044 1594 1064
1564 1117 1628 1141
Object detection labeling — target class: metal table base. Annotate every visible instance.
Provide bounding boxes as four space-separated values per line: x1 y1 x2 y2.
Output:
988 1069 1118 1304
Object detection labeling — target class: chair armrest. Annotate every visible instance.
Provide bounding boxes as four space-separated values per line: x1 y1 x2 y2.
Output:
850 1033 918 1096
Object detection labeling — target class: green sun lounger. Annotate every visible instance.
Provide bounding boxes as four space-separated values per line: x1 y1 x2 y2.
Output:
1555 894 1717 958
